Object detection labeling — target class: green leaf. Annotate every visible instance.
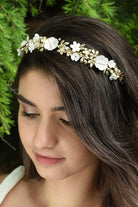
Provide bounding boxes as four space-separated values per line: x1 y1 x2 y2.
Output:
46 0 56 7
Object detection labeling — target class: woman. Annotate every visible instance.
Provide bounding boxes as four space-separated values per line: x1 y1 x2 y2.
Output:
0 16 137 207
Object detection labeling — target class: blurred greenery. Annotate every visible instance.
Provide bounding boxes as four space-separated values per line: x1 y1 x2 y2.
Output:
0 0 138 171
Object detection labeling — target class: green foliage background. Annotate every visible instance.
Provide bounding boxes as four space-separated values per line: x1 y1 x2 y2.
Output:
0 0 138 168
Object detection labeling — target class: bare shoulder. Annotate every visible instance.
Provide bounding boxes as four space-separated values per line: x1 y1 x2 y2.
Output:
1 178 42 207
1 179 28 207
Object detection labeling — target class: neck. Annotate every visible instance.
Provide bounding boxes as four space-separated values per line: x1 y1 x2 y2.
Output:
41 165 101 207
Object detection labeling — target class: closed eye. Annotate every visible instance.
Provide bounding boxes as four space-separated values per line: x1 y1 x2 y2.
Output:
22 111 71 126
59 118 72 127
22 111 39 119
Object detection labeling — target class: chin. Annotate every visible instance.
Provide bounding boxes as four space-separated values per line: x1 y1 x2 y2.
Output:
35 166 72 181
33 161 71 181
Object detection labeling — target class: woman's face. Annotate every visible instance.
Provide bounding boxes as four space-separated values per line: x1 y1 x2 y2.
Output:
18 70 98 180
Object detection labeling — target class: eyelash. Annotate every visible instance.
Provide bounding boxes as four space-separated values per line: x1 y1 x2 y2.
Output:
59 118 71 127
22 111 71 127
22 111 39 119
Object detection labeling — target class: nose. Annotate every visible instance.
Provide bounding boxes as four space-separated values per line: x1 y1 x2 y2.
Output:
33 118 58 149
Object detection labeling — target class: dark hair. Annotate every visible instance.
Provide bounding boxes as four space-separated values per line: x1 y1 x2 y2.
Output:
17 16 138 207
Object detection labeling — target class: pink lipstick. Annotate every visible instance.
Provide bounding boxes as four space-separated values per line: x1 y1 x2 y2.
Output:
35 153 65 166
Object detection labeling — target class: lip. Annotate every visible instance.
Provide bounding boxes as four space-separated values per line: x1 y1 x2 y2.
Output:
35 153 65 166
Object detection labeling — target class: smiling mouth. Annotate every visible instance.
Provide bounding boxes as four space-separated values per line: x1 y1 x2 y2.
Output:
35 153 65 166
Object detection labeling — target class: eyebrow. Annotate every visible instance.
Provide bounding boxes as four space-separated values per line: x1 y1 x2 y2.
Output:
17 94 36 107
17 94 65 112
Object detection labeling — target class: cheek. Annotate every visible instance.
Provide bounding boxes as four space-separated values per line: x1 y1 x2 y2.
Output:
73 145 98 173
65 133 97 165
65 140 99 177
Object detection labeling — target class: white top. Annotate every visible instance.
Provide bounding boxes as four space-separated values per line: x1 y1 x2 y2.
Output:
0 165 25 204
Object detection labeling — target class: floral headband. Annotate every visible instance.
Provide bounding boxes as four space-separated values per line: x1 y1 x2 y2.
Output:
17 33 124 82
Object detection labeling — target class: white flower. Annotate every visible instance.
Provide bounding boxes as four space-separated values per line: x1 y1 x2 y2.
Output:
108 60 116 68
95 55 108 71
17 48 22 56
109 72 119 80
44 39 50 50
71 53 80 61
21 40 27 47
70 41 81 52
44 37 59 51
49 37 59 49
33 33 40 42
28 42 35 53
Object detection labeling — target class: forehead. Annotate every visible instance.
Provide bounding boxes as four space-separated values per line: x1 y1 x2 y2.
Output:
18 70 63 107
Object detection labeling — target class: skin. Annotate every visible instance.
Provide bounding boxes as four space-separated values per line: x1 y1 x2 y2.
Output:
1 70 101 207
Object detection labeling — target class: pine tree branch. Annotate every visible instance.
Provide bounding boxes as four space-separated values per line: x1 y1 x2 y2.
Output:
0 24 5 34
0 111 9 133
84 0 90 10
0 3 16 29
